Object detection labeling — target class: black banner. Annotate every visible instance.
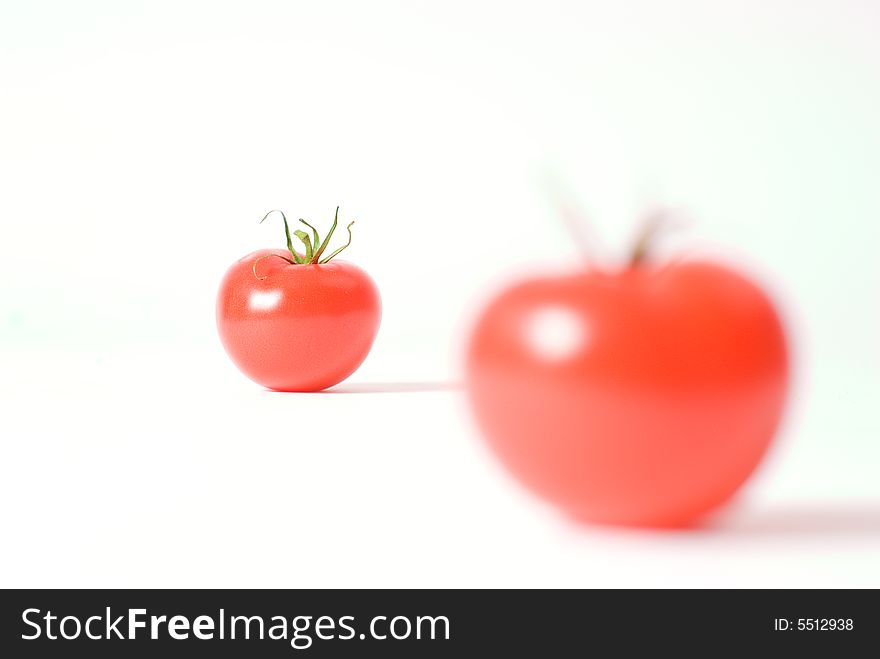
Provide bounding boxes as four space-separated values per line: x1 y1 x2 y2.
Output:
0 589 875 656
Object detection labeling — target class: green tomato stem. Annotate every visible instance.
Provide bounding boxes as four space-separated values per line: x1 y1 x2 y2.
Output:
629 210 678 268
260 210 305 264
258 205 355 267
251 252 296 280
311 206 339 263
319 221 354 264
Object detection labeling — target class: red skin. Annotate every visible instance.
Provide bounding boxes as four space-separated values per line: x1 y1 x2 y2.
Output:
217 249 381 392
465 261 789 527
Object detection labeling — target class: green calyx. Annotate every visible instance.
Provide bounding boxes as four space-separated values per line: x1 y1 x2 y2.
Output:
259 206 355 265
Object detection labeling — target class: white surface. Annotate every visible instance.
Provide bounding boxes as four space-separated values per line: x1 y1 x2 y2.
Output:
1 347 878 589
1 1 880 587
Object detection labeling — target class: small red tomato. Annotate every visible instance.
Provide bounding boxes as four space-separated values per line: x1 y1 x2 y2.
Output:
465 236 788 527
217 208 381 392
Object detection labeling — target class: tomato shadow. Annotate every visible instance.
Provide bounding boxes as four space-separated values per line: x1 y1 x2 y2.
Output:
701 502 880 540
321 381 464 394
573 502 880 539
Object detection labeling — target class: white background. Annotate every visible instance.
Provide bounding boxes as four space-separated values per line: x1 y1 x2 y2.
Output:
1 0 879 587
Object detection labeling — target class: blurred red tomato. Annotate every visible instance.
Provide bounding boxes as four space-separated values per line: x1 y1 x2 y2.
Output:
465 261 788 527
